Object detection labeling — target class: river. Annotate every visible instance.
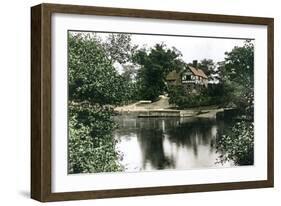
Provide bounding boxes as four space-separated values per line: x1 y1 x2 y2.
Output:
113 115 233 172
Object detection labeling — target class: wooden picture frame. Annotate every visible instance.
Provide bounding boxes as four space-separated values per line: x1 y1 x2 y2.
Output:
31 3 274 202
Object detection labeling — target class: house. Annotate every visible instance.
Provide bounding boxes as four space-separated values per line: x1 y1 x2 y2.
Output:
166 60 208 93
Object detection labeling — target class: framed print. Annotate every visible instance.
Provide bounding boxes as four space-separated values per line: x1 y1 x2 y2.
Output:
31 3 274 202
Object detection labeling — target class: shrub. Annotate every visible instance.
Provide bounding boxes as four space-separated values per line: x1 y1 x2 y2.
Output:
68 103 124 174
216 121 254 166
168 85 214 109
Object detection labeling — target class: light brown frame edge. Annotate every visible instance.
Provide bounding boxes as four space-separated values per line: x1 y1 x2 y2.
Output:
31 3 274 202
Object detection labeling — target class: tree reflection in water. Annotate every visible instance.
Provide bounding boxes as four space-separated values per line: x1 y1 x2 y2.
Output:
114 116 233 172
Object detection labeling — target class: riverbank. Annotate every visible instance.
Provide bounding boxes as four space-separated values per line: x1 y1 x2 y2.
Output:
114 95 225 118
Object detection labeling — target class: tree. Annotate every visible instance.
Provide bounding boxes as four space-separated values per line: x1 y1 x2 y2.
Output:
198 59 219 82
68 32 128 173
224 40 254 88
216 41 255 166
102 33 139 102
222 40 254 115
68 33 129 105
133 44 185 101
121 64 138 82
103 33 138 64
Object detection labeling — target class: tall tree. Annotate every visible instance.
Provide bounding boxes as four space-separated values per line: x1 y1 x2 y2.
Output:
198 59 219 83
133 44 185 101
223 40 254 115
68 32 128 173
68 33 128 105
224 40 254 88
216 41 255 167
103 33 138 64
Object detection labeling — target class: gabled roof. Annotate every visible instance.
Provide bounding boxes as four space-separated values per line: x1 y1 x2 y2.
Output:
166 65 208 81
188 66 208 79
197 69 208 79
188 66 200 76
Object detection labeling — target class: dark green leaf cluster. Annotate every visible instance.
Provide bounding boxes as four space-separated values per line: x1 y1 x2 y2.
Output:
216 121 254 165
197 59 219 82
68 33 128 105
224 40 254 88
68 33 129 174
133 44 185 101
168 85 211 108
220 40 254 116
214 41 254 165
68 103 123 174
103 33 138 64
168 84 233 109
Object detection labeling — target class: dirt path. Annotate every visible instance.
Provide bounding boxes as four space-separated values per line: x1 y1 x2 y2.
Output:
143 95 171 109
115 95 172 112
115 96 224 118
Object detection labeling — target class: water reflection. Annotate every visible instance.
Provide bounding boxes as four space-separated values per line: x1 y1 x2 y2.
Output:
114 116 232 172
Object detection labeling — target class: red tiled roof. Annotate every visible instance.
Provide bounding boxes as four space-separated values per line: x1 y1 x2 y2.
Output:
197 69 208 79
188 66 208 79
166 65 208 81
188 66 200 76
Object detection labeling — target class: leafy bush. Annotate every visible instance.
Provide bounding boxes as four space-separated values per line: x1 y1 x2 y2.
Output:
168 85 214 109
68 103 123 174
216 121 254 166
175 94 212 109
201 83 234 106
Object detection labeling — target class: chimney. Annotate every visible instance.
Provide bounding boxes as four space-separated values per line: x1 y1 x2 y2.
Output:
192 60 198 68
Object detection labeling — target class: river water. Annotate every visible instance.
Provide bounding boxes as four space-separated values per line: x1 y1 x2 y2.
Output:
113 115 233 172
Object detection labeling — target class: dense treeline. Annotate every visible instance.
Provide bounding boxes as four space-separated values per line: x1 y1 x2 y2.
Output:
68 32 254 173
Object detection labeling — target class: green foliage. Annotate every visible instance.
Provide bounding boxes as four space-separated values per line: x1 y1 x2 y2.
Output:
168 84 229 109
197 59 219 82
119 65 140 104
169 89 211 109
168 41 254 112
68 32 128 174
68 33 128 105
103 33 138 64
121 64 137 82
201 82 236 107
68 103 123 174
67 32 255 172
133 44 185 101
215 41 255 166
168 85 185 103
221 40 254 112
216 121 254 165
168 85 201 109
224 40 254 88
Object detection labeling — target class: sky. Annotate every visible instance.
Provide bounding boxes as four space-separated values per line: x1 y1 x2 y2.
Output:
70 31 252 72
129 34 247 63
